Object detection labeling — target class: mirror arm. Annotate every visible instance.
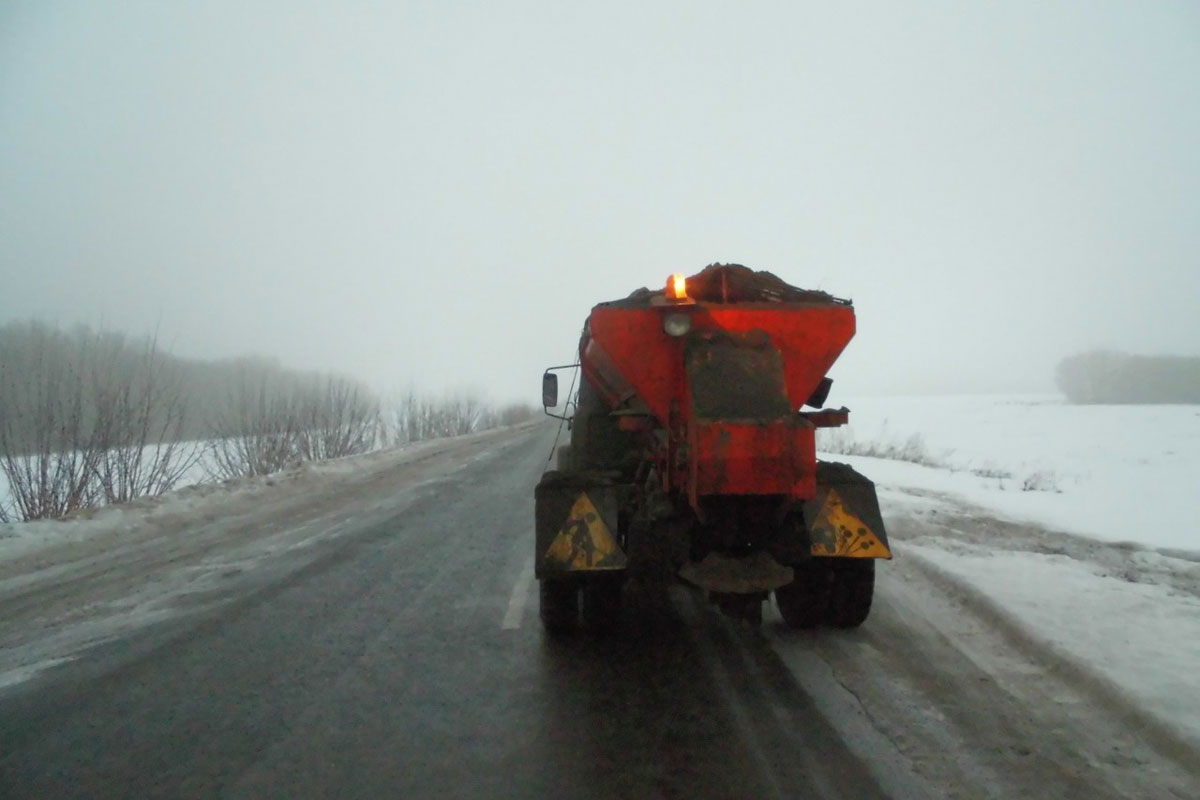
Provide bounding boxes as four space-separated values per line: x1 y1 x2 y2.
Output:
541 363 579 421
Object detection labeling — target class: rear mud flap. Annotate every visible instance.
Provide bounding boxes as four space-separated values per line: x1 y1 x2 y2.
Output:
535 472 628 579
803 461 892 559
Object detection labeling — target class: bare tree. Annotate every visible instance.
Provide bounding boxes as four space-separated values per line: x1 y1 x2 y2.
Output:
388 389 502 443
294 375 380 461
0 323 105 520
497 403 536 426
0 321 395 515
444 391 485 436
206 370 303 480
91 332 200 504
391 389 441 443
206 365 389 479
0 324 205 520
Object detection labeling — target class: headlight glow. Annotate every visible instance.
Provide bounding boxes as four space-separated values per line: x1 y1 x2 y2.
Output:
663 313 692 337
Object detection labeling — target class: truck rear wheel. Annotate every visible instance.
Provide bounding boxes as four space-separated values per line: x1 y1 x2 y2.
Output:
826 560 875 628
775 562 830 629
539 579 578 634
581 575 622 631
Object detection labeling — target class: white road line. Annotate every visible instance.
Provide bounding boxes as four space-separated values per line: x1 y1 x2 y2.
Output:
501 560 535 630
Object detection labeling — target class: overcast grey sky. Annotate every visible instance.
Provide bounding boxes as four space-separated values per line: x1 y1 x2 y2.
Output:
2 1 1198 402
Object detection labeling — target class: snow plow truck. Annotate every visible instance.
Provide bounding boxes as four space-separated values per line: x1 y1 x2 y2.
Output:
536 264 890 632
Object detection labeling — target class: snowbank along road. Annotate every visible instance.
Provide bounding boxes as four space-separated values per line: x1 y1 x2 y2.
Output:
0 422 1196 798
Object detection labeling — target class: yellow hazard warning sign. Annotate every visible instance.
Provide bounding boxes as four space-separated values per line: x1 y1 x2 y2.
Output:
809 488 892 558
543 492 627 571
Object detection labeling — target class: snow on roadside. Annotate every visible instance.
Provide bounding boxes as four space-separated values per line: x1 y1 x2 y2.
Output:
821 399 1200 751
0 421 541 572
0 437 443 567
907 540 1200 748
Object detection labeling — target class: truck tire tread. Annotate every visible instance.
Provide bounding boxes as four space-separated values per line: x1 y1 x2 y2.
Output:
539 578 578 634
775 562 831 629
826 560 875 628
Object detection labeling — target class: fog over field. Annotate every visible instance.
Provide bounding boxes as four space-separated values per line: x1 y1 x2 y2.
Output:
2 1 1198 401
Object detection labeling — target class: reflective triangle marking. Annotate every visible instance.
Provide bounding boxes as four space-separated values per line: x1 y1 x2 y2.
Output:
543 492 627 570
810 488 891 558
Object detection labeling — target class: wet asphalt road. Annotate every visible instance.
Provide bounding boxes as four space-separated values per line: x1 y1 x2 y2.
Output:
0 426 902 799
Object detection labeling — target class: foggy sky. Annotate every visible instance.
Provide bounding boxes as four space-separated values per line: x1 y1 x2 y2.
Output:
3 1 1198 404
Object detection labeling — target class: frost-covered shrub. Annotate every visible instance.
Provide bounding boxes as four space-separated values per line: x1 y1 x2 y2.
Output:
0 323 198 520
970 464 1013 480
1021 470 1061 493
818 425 941 468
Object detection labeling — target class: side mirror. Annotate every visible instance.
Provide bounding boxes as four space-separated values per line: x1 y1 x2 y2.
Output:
542 372 559 408
806 377 833 409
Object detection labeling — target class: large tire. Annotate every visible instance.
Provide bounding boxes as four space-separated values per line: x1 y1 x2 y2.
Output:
825 560 875 628
539 578 578 634
775 562 831 629
581 575 623 631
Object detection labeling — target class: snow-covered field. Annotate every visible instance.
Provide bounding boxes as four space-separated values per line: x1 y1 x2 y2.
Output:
822 394 1200 748
820 393 1200 553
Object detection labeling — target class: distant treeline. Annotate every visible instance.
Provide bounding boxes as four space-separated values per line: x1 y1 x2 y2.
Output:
0 320 535 521
0 321 378 450
1056 350 1200 404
